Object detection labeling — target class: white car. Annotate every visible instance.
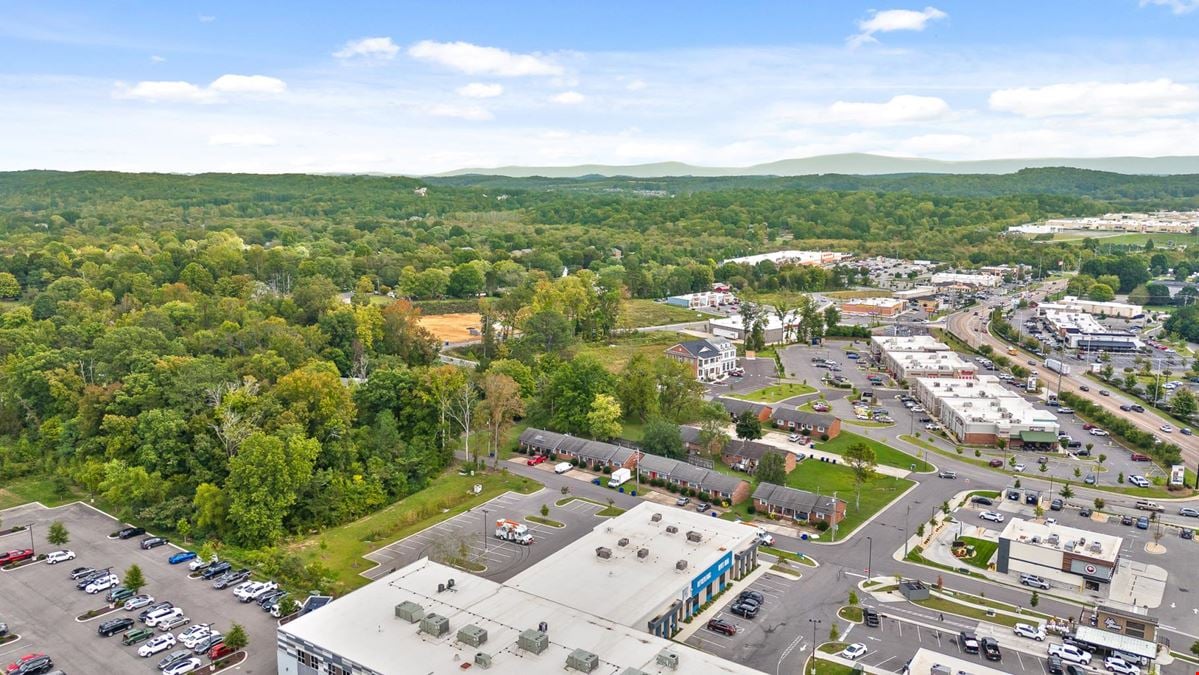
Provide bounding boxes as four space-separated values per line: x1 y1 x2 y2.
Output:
553 462 572 474
188 556 216 572
45 549 75 564
1104 656 1141 675
1047 643 1092 665
1089 429 1109 436
178 625 213 649
839 643 868 660
163 657 203 675
1129 475 1151 488
146 607 184 628
1160 424 1173 433
756 532 775 546
1013 463 1026 472
980 511 1005 523
124 594 155 610
85 573 119 594
1012 623 1045 641
138 633 177 657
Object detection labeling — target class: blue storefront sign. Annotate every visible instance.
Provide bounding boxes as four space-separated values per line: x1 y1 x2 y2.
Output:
690 552 733 597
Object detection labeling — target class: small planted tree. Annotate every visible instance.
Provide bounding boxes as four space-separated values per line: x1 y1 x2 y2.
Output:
124 564 145 593
848 590 859 606
1030 591 1039 608
1060 483 1074 499
829 623 840 641
47 521 70 546
224 622 248 652
1094 497 1105 511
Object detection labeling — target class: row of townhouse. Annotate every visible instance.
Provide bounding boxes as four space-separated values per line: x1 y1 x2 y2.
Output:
714 396 842 439
752 482 846 526
678 426 798 475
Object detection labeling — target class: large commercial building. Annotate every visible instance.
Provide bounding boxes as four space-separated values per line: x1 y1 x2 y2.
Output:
887 350 978 381
1041 308 1143 352
930 272 1002 288
997 518 1122 593
665 291 735 309
721 250 850 266
1050 296 1144 319
914 376 1059 446
1041 210 1199 234
839 296 904 317
278 504 762 675
870 335 950 356
707 299 833 345
664 337 737 381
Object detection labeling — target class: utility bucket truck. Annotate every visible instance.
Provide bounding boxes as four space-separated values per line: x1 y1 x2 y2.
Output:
495 519 534 545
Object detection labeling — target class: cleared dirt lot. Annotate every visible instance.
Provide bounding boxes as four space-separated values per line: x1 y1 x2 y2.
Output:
417 312 482 343
0 502 275 674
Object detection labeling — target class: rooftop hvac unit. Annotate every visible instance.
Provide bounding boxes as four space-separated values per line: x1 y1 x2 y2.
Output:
651 513 663 522
618 538 630 547
1090 541 1103 553
676 559 688 571
518 629 549 654
474 652 493 669
656 650 680 670
420 613 449 637
458 624 488 647
1048 534 1060 546
621 669 650 675
596 547 612 559
686 531 702 543
637 548 649 559
665 525 678 534
395 601 424 623
566 648 599 673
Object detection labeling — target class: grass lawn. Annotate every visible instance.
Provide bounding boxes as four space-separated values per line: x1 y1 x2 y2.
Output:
732 382 817 402
817 431 928 472
618 299 708 328
823 289 895 299
957 536 998 569
526 515 564 527
286 469 539 591
838 605 863 622
0 475 82 510
575 331 690 374
939 589 1053 621
843 419 894 428
786 459 913 534
914 596 1023 628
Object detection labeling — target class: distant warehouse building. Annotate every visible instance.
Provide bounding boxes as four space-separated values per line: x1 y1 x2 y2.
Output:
1054 295 1144 319
707 299 833 345
997 518 1122 594
930 272 1002 288
914 376 1059 447
665 290 735 309
839 296 904 317
870 335 950 357
1041 309 1143 352
887 351 978 381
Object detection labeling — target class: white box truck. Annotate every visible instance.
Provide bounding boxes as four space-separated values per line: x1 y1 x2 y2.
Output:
1045 358 1070 375
607 467 632 488
554 462 572 474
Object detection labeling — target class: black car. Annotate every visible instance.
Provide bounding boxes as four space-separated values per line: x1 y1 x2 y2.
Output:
9 655 53 675
1046 655 1064 674
75 569 109 589
730 602 758 618
192 633 225 655
212 569 250 589
138 601 173 622
201 561 232 580
1079 508 1092 517
863 607 879 627
1131 404 1145 413
140 536 168 549
117 526 146 540
1121 514 1134 526
98 617 134 637
69 566 96 580
981 637 1002 661
1050 498 1063 511
738 590 764 605
970 496 994 506
258 589 287 608
1182 528 1195 540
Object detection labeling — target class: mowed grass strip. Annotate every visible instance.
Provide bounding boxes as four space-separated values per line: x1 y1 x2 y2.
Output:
817 431 927 471
785 459 913 534
732 382 817 402
618 299 708 328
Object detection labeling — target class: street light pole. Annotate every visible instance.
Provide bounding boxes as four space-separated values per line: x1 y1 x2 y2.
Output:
809 618 821 654
482 508 489 556
27 523 34 554
866 536 873 578
903 504 912 558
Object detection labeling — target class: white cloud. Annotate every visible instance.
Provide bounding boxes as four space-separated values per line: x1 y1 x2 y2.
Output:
408 40 562 76
550 91 585 105
333 36 400 60
849 6 947 48
456 82 504 98
989 79 1199 118
424 103 493 121
197 14 216 23
828 95 951 125
114 74 287 103
1140 0 1199 14
626 79 647 91
208 133 277 147
150 55 165 64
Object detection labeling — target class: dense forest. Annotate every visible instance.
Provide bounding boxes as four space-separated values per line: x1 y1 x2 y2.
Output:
0 168 1196 562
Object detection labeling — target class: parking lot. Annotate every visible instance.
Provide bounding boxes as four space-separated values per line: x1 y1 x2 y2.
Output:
362 488 603 583
684 573 796 659
0 501 275 674
705 356 778 398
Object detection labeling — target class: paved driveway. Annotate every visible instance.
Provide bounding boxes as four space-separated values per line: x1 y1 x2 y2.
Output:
0 501 276 675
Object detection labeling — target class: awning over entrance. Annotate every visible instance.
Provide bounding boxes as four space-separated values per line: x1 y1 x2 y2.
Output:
1074 626 1158 660
1019 430 1059 444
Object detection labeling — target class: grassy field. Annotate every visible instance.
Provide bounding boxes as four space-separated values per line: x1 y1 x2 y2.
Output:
817 431 928 471
0 475 82 510
823 289 895 299
958 536 999 569
732 382 817 402
575 331 690 373
786 459 913 534
286 470 539 590
618 299 708 328
838 606 863 622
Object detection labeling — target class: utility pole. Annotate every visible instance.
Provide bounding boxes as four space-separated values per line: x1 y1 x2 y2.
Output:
27 523 34 554
903 504 912 558
866 536 873 578
482 508 489 556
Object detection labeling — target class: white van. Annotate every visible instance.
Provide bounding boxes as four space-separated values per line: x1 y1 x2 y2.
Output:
554 462 572 474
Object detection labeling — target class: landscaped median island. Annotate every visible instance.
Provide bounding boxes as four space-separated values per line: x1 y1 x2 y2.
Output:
955 536 998 569
731 382 817 403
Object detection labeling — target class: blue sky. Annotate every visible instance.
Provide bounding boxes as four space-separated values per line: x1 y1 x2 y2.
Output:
3 1 1199 172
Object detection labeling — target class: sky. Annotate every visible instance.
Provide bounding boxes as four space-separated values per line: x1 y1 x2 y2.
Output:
3 0 1199 174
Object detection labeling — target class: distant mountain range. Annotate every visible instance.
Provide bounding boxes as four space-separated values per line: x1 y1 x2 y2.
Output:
433 153 1199 178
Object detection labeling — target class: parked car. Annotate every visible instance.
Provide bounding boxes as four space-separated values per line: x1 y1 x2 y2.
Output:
168 551 197 565
706 619 736 636
1136 516 1150 530
959 630 980 654
1085 474 1096 485
188 556 216 572
85 573 120 594
839 643 868 660
74 569 109 589
178 625 215 649
980 511 1005 523
981 637 1002 661
695 502 711 513
1046 655 1064 674
1121 514 1134 526
1050 498 1064 511
208 642 235 659
863 607 879 627
988 458 1004 467
1013 463 1026 472
117 526 146 540
125 594 155 610
525 455 546 466
69 566 96 580
121 627 156 645
107 586 136 603
5 654 53 675
1103 656 1140 675
98 617 135 637
140 536 168 550
1047 643 1092 666
44 550 75 565
1013 623 1046 641
675 496 690 507
200 561 232 580
212 569 250 590
191 633 224 655
1020 573 1050 590
0 549 34 566
156 650 191 670
158 615 190 632
1129 475 1151 487
138 633 178 657
138 601 173 622
145 606 184 628
1079 507 1092 517
730 602 758 618
970 496 994 506
162 656 202 675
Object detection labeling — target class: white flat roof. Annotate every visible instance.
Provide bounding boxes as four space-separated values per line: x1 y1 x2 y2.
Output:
931 272 1001 285
893 286 938 299
917 375 1020 401
892 351 978 374
1074 626 1157 659
1059 296 1143 313
709 302 833 332
941 395 1059 429
280 558 760 675
905 647 1010 675
1000 518 1122 563
872 335 950 352
506 502 757 628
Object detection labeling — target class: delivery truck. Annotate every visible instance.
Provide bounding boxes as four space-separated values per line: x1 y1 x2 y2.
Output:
607 467 632 488
1045 358 1070 375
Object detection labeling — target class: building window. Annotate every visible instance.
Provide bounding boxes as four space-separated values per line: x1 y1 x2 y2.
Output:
329 665 350 675
299 651 321 668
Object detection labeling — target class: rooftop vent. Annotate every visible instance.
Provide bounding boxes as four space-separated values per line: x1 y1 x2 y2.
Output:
395 601 424 623
637 548 649 559
651 513 663 522
665 525 678 534
458 624 488 647
686 531 702 543
475 652 493 669
656 650 680 670
419 613 449 637
1090 541 1103 553
567 648 599 673
518 629 549 655
621 669 650 675
676 559 688 571
618 537 630 547
596 547 612 560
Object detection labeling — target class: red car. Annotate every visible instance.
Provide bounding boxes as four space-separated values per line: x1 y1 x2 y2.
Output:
1130 453 1151 462
707 619 737 636
0 549 34 566
1082 423 1095 431
6 653 47 674
209 642 234 659
526 455 547 466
